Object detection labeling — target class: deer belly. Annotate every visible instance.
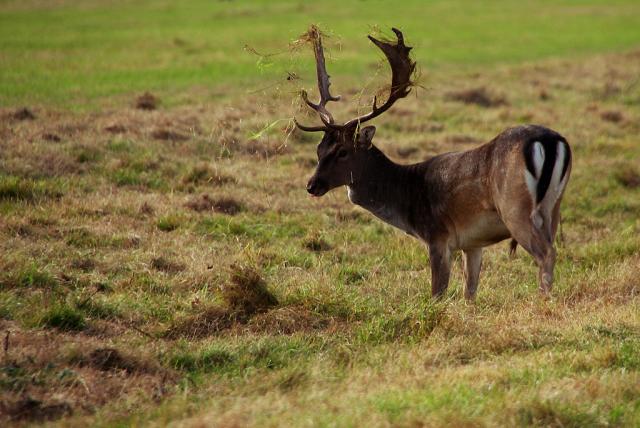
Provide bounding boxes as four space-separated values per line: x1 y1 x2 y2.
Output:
455 211 511 249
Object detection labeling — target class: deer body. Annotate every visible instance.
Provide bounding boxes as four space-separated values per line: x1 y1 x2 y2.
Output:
337 125 571 298
294 26 571 299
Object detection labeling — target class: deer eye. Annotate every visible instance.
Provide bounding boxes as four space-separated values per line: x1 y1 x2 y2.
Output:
336 149 348 159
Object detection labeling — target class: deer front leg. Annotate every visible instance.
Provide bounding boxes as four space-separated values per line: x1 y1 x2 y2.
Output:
463 248 483 300
429 243 452 299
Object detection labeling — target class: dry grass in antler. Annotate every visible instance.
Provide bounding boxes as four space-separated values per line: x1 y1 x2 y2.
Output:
293 25 417 131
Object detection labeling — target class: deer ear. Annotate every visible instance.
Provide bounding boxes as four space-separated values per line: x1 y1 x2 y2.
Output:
357 126 376 147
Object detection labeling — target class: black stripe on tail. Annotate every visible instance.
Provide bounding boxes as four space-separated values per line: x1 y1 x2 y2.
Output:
523 134 569 203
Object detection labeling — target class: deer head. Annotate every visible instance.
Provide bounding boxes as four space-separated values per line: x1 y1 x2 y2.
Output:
295 26 416 196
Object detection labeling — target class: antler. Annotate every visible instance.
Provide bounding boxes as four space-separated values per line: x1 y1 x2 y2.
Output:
294 25 341 131
343 28 416 128
294 27 415 132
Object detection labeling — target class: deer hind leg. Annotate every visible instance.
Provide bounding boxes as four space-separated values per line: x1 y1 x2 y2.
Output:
516 138 570 293
535 198 565 292
428 243 452 299
463 248 482 300
502 188 564 293
507 218 556 293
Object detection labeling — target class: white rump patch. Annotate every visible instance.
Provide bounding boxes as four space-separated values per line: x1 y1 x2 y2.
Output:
525 141 545 202
539 141 568 215
525 170 538 202
535 141 569 236
531 141 545 178
524 141 569 233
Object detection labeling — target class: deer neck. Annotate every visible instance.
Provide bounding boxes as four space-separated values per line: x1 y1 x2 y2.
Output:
347 145 420 235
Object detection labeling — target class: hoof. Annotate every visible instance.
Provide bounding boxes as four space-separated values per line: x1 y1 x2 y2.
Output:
539 273 553 293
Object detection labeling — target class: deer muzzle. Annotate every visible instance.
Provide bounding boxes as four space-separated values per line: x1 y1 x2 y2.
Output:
306 175 328 197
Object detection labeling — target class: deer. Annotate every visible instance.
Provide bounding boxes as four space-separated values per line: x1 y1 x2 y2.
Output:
293 26 572 300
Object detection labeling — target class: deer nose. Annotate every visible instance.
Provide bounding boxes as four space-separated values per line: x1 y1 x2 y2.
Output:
306 178 317 194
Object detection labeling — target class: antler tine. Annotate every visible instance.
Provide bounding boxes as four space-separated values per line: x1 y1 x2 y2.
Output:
344 27 416 128
293 118 328 132
294 25 341 131
306 25 341 124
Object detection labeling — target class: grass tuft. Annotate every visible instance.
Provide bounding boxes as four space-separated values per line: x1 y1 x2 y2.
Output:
166 265 279 338
0 176 62 202
156 214 184 232
223 264 278 314
8 265 58 289
39 304 86 331
135 92 159 110
303 231 332 252
168 346 236 373
516 400 602 427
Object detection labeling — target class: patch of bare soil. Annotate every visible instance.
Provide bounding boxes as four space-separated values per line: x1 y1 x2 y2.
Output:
1 397 72 423
70 257 96 272
0 322 174 425
185 194 244 215
151 256 185 274
139 201 156 215
104 124 127 134
10 107 36 121
538 88 551 100
615 167 640 189
78 347 159 374
151 129 188 141
600 110 624 123
42 132 61 142
135 92 159 110
445 87 508 107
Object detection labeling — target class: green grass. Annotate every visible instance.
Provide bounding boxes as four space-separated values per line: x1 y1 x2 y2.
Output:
1 0 640 107
39 304 86 331
1 0 640 427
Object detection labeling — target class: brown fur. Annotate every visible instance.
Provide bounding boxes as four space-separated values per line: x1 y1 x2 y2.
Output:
306 124 572 299
296 28 571 299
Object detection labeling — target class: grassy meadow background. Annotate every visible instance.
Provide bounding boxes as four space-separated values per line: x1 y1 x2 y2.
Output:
1 0 640 426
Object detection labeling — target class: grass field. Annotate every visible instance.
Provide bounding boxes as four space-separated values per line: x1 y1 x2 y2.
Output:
1 0 640 426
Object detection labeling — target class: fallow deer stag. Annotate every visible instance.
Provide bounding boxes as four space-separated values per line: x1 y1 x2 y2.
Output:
294 26 571 299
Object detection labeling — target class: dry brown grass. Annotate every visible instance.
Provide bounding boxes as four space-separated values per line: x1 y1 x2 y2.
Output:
150 256 186 274
166 265 278 338
0 321 174 425
135 92 159 111
445 87 508 107
185 194 244 215
0 46 639 426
